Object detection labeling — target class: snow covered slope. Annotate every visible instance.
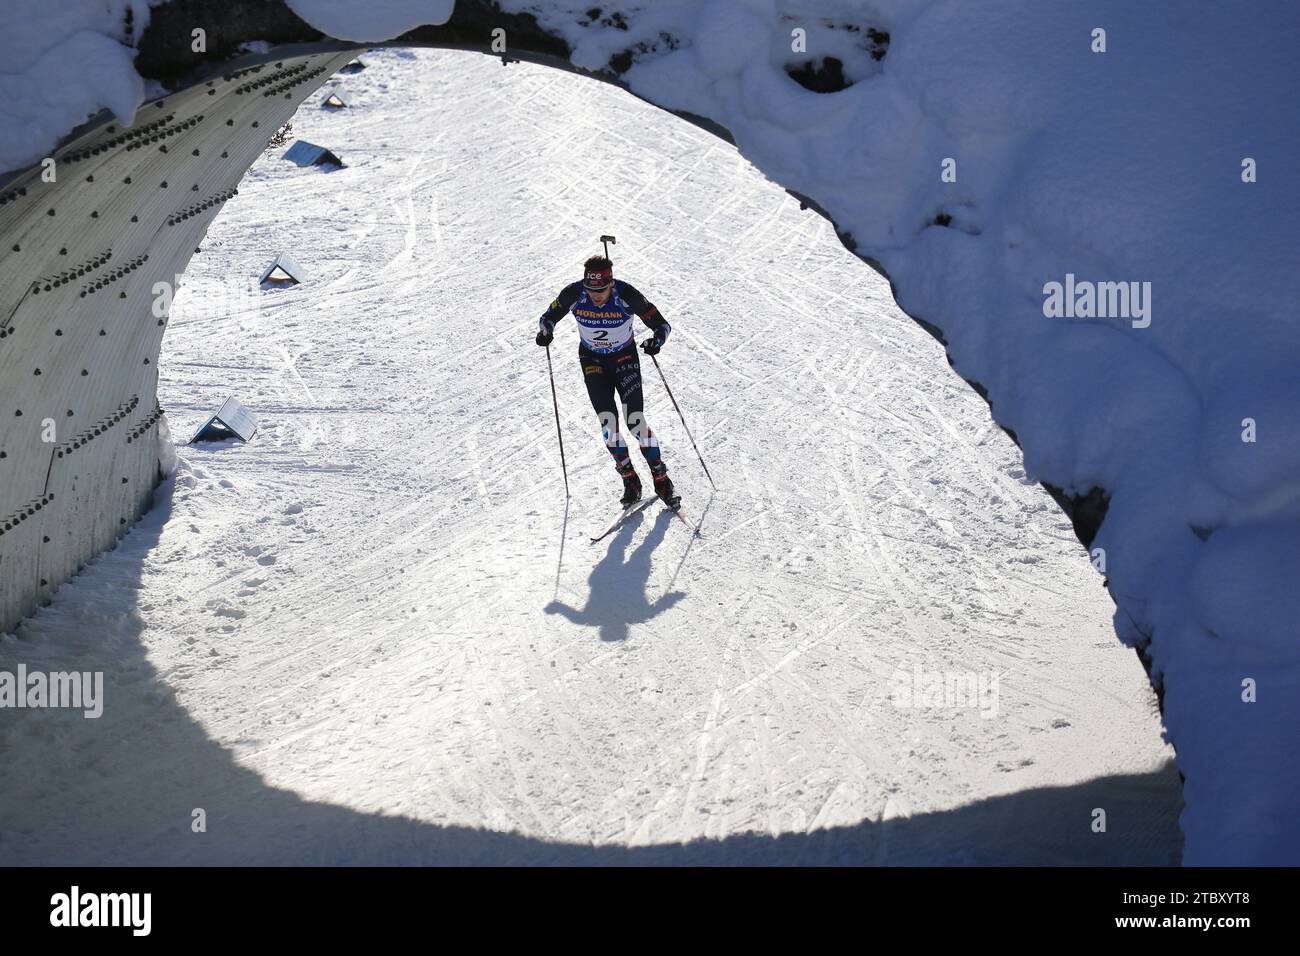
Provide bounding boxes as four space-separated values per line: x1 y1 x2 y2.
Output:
0 49 1180 865
2 0 1293 863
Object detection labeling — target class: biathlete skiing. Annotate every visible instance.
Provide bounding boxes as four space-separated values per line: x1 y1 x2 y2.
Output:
535 253 681 512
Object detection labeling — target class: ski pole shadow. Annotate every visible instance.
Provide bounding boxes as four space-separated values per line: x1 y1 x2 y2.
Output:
664 489 715 595
544 507 684 642
552 496 570 603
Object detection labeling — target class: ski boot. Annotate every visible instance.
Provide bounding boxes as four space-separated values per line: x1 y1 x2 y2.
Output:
650 462 681 511
618 461 642 506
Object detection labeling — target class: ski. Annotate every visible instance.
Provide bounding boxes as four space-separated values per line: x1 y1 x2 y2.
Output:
589 497 658 542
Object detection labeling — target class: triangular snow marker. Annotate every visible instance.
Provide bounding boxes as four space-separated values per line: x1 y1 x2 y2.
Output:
282 140 344 168
322 92 348 109
190 397 258 444
339 59 367 74
259 252 305 286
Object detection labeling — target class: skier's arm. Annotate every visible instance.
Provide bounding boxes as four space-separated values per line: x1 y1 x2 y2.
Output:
621 282 671 352
536 283 580 345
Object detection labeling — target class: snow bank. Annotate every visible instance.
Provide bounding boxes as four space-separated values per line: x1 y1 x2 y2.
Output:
3 0 1295 862
0 0 150 174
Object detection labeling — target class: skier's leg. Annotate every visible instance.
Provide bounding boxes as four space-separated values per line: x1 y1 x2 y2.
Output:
612 349 664 472
582 351 640 502
614 349 676 506
582 353 627 463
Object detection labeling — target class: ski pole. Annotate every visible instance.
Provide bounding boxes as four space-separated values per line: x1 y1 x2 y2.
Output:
649 353 715 490
545 344 570 498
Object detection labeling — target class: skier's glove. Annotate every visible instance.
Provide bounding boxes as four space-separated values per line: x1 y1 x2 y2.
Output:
640 335 662 356
536 319 554 347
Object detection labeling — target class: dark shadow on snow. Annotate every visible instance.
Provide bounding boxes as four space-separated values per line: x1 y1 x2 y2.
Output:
544 508 684 642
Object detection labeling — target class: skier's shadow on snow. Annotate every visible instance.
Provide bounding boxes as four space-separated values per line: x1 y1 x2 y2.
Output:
544 508 684 642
